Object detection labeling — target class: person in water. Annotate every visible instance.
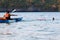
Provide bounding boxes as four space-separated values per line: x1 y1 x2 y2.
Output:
52 17 55 21
0 11 17 20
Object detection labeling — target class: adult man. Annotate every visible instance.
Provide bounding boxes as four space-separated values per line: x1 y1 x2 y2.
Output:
0 11 17 20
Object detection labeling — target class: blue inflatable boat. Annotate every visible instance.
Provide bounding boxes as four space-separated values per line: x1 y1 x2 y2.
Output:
0 17 23 23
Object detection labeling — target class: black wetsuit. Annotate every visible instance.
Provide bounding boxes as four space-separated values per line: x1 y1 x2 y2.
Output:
6 16 10 19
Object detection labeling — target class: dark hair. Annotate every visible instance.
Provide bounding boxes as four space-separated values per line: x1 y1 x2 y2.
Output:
6 11 10 13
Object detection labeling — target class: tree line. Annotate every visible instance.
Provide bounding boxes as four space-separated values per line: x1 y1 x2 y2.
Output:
0 0 59 12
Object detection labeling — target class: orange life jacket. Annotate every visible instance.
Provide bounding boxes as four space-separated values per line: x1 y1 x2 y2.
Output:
4 13 10 19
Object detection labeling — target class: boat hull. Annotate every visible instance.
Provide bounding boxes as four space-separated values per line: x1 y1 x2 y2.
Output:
0 17 23 23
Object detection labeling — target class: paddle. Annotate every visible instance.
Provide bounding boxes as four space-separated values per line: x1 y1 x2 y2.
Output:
9 9 17 16
11 9 16 13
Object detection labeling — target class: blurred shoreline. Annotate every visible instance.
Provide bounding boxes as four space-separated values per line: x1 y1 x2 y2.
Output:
0 8 58 12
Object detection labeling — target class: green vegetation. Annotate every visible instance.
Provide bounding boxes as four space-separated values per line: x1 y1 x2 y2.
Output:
0 0 59 11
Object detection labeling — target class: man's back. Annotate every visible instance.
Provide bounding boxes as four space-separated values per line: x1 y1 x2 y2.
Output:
4 13 10 19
